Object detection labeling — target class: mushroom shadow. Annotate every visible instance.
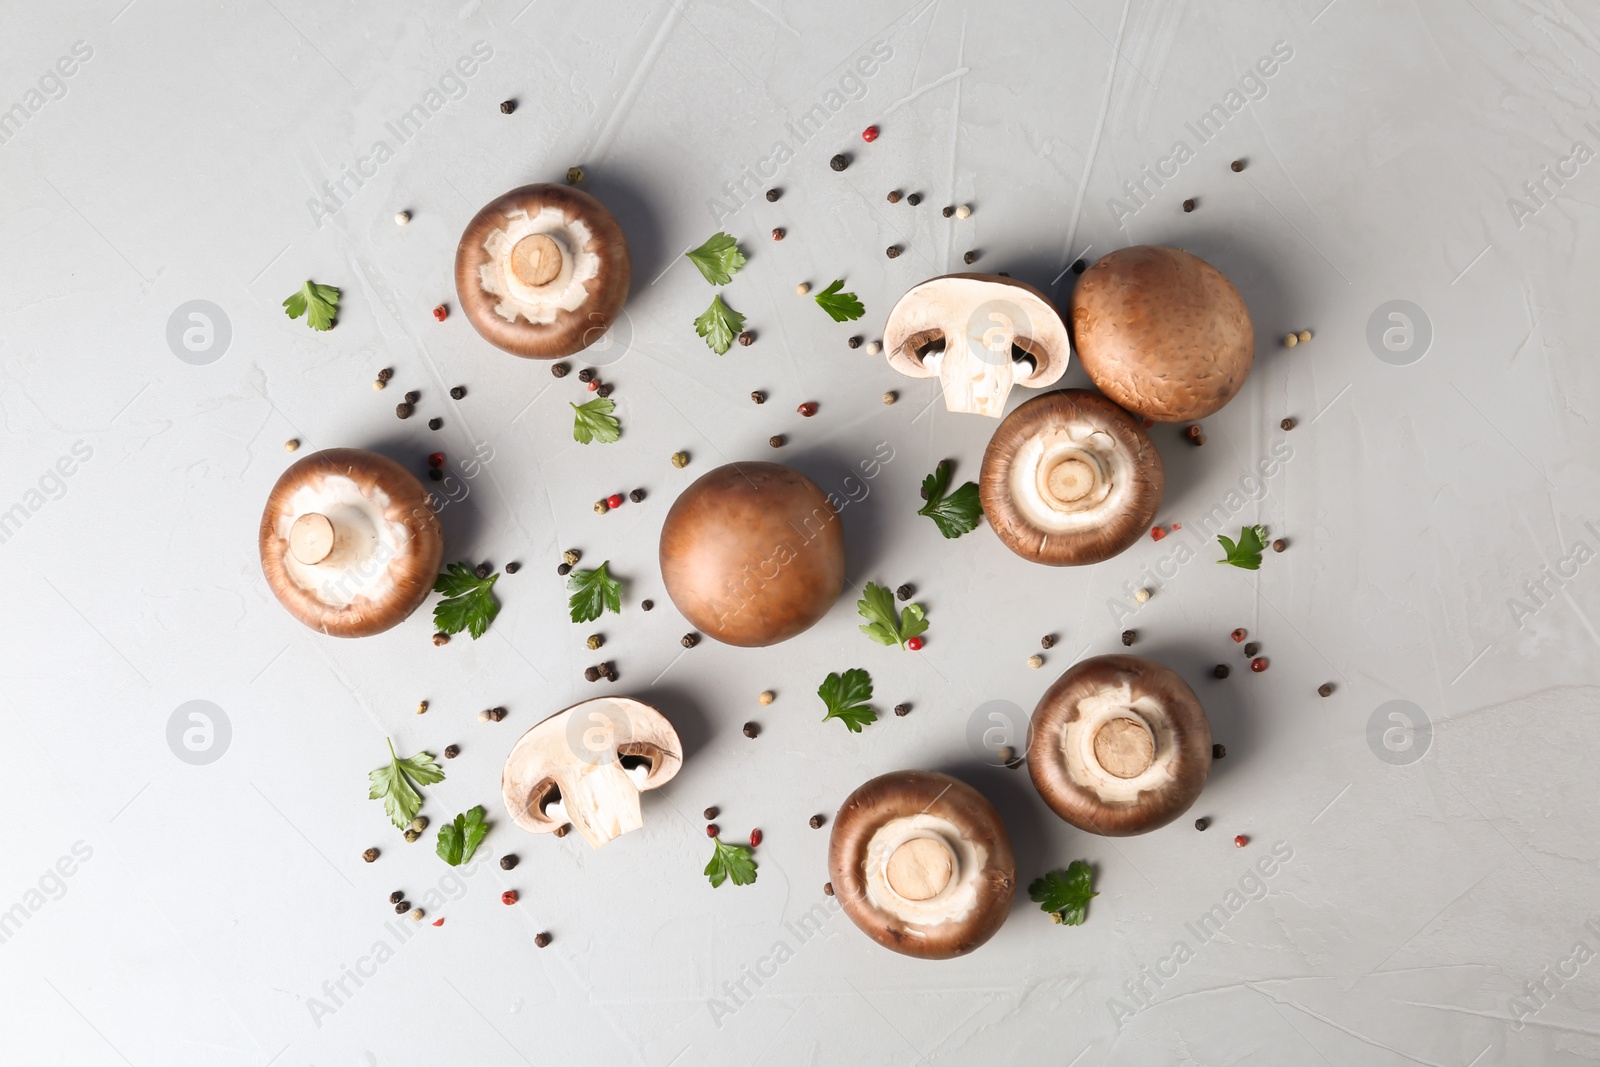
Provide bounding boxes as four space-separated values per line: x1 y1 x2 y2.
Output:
582 168 668 304
778 444 893 582
929 757 1054 915
359 434 488 553
634 682 713 767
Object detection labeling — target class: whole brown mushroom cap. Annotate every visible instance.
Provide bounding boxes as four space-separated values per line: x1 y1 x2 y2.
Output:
1027 654 1211 836
658 462 845 647
1070 246 1253 422
258 448 443 638
829 770 1015 960
455 183 631 360
980 389 1163 566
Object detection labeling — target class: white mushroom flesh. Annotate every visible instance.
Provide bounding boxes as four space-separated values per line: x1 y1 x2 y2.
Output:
863 814 985 929
1059 683 1177 803
1008 420 1134 535
479 206 598 325
276 476 406 608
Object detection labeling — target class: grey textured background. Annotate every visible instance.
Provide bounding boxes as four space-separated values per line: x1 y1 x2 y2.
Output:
3 0 1599 1064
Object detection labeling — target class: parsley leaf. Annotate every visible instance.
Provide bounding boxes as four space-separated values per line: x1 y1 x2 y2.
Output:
571 397 621 444
282 280 341 331
818 668 877 732
1216 525 1268 570
368 739 445 830
918 461 982 539
857 581 929 649
433 562 500 639
1029 860 1098 926
436 805 490 866
694 294 745 355
567 561 622 623
705 837 758 888
814 279 864 322
685 232 747 286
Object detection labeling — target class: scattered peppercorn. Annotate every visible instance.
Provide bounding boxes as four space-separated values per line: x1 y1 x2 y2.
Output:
477 710 491 722
450 385 467 401
1231 628 1247 643
606 493 623 509
706 824 719 837
566 166 584 184
795 282 810 295
1195 817 1209 831
906 192 922 206
829 153 848 171
416 700 429 716
1318 682 1335 697
593 500 609 515
882 391 896 404
428 468 443 482
1250 657 1268 672
427 416 443 431
861 124 879 142
427 452 444 469
1121 629 1136 646
1183 198 1196 212
1213 744 1226 759
894 703 910 717
907 636 924 651
798 401 818 417
737 331 754 347
766 188 780 202
284 439 299 453
432 305 448 322
472 562 491 580
682 633 699 648
1186 424 1203 440
578 368 596 383
1272 538 1287 553
552 362 570 378
1190 432 1206 446
942 205 954 218
866 340 881 355
501 890 518 905
750 828 764 847
584 666 600 682
1072 259 1087 274
810 814 825 829
671 452 689 468
389 890 404 903
824 882 834 896
847 335 862 349
963 250 977 264
534 932 552 948
498 98 516 114
772 227 785 241
410 816 429 833
955 204 972 219
886 245 901 259
751 390 766 404
642 599 654 611
1283 333 1299 348
506 561 520 574
629 488 645 503
1027 654 1044 669
602 662 618 682
1151 526 1167 541
443 744 460 760
587 380 600 392
1243 642 1260 657
586 634 603 651
1280 417 1296 431
1298 330 1312 343
896 584 912 601
377 368 394 383
887 190 902 203
499 855 519 871
1231 159 1245 172
404 390 420 404
1234 835 1248 848
396 403 414 419
1213 664 1230 679
769 434 784 448
395 901 410 914
743 722 758 738
403 829 419 843
1134 587 1152 604
704 806 719 820
596 382 613 398
363 848 380 863
558 563 572 576
562 549 581 566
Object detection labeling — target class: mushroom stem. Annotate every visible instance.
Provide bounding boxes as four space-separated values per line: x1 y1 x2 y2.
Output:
1093 716 1155 779
554 761 645 848
1042 455 1097 505
288 513 335 566
510 233 564 288
886 837 956 901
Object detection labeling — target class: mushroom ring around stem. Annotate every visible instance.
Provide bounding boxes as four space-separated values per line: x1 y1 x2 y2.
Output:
980 390 1163 566
883 273 1071 417
829 770 1015 959
501 696 682 849
259 448 444 637
455 183 631 359
1027 654 1212 836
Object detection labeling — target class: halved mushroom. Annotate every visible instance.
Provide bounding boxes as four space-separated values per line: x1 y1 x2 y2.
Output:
1070 246 1253 422
659 461 845 647
980 389 1163 565
455 183 631 359
259 448 443 637
1027 654 1211 836
502 696 682 849
829 770 1015 959
883 274 1070 417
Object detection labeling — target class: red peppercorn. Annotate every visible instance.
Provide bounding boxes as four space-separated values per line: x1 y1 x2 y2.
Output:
501 890 518 905
797 401 818 417
1234 834 1248 848
706 824 719 837
772 227 785 241
1171 522 1182 530
1150 527 1167 541
1231 628 1247 643
587 380 599 391
427 452 444 468
862 125 880 142
606 493 623 509
1250 657 1268 672
432 918 445 926
907 636 924 651
432 304 448 321
750 828 763 847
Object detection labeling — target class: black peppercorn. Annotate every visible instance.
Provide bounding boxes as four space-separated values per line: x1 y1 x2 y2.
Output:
1231 159 1245 172
742 722 758 738
428 468 443 481
428 417 443 431
829 153 848 171
894 703 910 717
500 855 518 870
1071 259 1087 274
629 488 644 503
1244 642 1260 657
552 363 570 378
557 562 571 576
584 666 600 682
847 336 862 349
395 901 410 914
810 814 824 828
474 562 492 579
1041 634 1056 649
389 890 404 903
769 434 784 448
1272 538 1287 553
1121 629 1136 646
751 390 765 404
534 932 552 948
642 599 654 611
600 663 616 682
906 192 921 206
405 390 420 404
1183 198 1196 212
450 385 466 400
682 633 699 648
895 583 912 601
396 403 414 419
489 706 507 722
704 806 719 820
500 99 516 114
738 331 754 347
1212 743 1226 759
1280 417 1296 431
1214 664 1230 679
1318 682 1335 697
886 190 902 203
766 188 780 202
505 561 520 574
1195 817 1210 831
824 882 834 896
578 368 596 383
886 245 901 259
444 744 460 759
942 205 954 217
596 383 613 398
432 632 449 646
963 250 977 265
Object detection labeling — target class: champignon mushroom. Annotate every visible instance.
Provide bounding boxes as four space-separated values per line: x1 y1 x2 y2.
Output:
259 448 443 637
829 770 1015 959
1027 654 1211 836
979 389 1163 566
502 695 682 849
883 273 1071 417
1070 246 1253 422
658 462 844 647
455 183 630 359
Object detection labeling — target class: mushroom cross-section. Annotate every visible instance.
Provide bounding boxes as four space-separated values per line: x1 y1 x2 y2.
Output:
829 770 1015 959
980 389 1163 566
455 183 631 359
259 448 444 637
501 696 682 849
1070 246 1254 422
1027 655 1211 836
883 273 1071 417
659 461 845 647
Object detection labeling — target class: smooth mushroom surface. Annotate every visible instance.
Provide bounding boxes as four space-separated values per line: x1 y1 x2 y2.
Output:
502 696 682 849
658 462 845 647
1070 246 1253 422
259 448 444 638
455 183 631 359
829 770 1015 959
980 389 1163 566
1027 654 1211 836
883 273 1071 417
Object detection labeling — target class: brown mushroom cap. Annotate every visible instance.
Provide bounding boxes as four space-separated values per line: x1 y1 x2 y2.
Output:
502 696 682 848
259 448 443 637
1027 654 1211 836
883 273 1071 417
1070 246 1253 422
829 770 1015 959
980 389 1163 566
658 462 845 647
455 183 631 359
